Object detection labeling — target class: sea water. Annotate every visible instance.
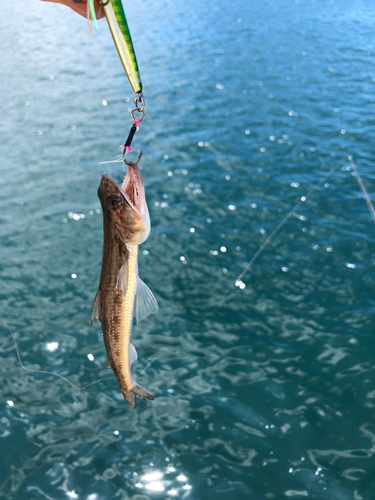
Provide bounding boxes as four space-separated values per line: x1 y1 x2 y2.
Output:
0 0 374 498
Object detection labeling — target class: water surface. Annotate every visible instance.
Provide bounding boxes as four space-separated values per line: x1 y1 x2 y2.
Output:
1 0 374 499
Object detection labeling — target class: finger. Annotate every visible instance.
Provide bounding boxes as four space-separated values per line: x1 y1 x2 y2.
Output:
40 0 106 20
64 1 105 19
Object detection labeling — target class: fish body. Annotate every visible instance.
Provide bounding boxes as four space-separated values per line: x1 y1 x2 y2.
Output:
92 162 157 407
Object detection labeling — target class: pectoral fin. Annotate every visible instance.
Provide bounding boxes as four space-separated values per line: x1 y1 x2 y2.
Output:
134 277 158 324
115 258 129 295
91 289 102 325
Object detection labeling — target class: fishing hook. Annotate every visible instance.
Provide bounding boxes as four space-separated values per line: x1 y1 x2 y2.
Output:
121 92 146 162
124 150 142 166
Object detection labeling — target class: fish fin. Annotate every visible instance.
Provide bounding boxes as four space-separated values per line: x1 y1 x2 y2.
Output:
106 360 111 368
122 384 154 408
123 391 135 408
129 343 138 364
134 277 158 324
115 259 129 295
133 384 154 401
91 289 102 325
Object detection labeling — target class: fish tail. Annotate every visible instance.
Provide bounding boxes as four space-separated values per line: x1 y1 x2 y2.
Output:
133 384 154 401
123 390 136 408
122 384 154 408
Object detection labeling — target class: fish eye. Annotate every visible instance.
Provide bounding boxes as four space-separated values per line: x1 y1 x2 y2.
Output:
109 197 122 209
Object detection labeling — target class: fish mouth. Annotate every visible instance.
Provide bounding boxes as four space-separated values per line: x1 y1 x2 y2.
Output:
120 164 146 215
99 165 146 216
99 164 151 245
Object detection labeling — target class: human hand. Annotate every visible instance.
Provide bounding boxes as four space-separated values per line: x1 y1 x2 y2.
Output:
40 0 106 19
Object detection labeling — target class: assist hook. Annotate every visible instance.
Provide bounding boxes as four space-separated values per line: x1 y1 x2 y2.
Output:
122 92 145 162
124 150 142 166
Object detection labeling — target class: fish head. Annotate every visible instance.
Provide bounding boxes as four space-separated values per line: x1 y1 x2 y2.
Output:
98 164 150 246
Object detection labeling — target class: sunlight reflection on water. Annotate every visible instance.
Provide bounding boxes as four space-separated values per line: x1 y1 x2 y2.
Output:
132 466 192 497
1 0 375 499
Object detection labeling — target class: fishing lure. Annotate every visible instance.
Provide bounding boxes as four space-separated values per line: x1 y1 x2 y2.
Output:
97 0 146 157
100 0 143 95
86 0 143 98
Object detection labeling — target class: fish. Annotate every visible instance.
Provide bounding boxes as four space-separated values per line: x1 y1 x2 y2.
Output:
92 157 158 408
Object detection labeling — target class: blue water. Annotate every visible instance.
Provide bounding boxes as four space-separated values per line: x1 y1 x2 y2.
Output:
1 0 375 498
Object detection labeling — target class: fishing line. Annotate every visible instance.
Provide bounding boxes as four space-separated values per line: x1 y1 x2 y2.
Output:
185 154 374 340
140 351 163 375
236 157 345 283
348 156 375 224
185 157 347 337
0 317 110 393
139 158 351 377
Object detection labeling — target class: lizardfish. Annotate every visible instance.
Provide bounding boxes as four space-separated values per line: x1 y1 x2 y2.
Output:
92 159 157 408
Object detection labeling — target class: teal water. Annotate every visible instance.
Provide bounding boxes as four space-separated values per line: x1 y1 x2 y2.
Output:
1 0 374 498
